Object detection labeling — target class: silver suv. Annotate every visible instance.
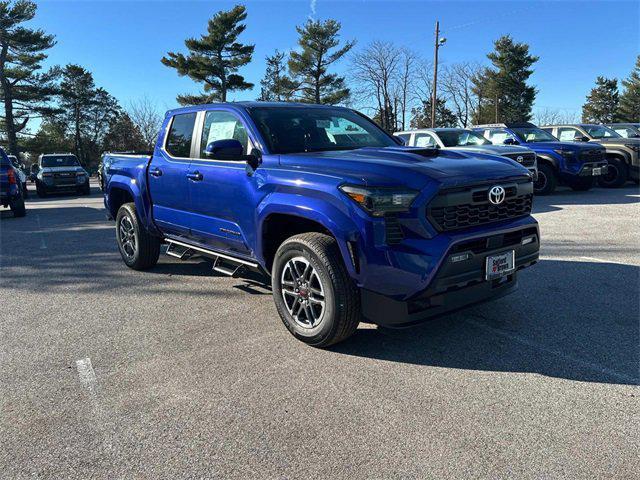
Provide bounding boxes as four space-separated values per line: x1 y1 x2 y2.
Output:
542 124 640 187
34 153 90 197
395 128 538 179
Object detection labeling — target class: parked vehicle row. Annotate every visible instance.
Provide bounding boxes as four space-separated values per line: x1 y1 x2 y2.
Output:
541 123 640 187
104 102 540 347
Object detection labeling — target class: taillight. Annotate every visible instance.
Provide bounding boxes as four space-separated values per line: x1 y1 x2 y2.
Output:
7 169 17 185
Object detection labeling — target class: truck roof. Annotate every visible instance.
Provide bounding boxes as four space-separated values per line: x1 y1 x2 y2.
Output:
473 122 538 129
165 101 351 117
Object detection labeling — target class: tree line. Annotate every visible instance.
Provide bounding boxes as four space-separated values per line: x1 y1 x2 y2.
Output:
1 1 639 168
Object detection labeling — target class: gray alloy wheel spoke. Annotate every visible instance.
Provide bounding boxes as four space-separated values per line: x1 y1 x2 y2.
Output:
280 256 326 329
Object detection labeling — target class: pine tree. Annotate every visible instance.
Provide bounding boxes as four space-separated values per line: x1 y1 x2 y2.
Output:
162 4 254 105
258 50 296 101
410 98 457 129
471 35 538 124
0 0 59 158
288 19 355 105
582 76 620 124
618 56 640 122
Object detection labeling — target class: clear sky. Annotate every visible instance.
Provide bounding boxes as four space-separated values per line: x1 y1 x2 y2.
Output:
32 0 640 120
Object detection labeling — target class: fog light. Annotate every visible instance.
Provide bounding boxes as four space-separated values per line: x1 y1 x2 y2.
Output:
450 253 470 263
521 235 536 246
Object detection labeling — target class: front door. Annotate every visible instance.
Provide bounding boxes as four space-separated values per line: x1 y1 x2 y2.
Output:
148 112 196 237
187 109 256 257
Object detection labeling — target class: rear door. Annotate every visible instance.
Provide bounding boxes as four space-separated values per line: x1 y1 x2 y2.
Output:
186 108 256 256
148 112 197 237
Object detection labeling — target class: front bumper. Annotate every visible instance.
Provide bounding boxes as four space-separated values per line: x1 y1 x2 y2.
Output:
360 224 539 327
577 161 608 177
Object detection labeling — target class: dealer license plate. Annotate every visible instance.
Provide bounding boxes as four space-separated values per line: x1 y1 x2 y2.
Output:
485 250 515 280
592 167 602 176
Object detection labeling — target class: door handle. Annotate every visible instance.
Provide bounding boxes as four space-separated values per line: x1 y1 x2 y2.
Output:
186 171 203 181
149 167 162 177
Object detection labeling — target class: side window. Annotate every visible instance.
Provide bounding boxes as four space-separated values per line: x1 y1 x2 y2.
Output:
487 128 513 144
395 133 411 145
557 127 580 142
201 110 249 157
414 133 436 147
166 113 197 158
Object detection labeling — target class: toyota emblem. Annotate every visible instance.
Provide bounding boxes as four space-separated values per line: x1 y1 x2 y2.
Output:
516 155 524 163
488 185 506 205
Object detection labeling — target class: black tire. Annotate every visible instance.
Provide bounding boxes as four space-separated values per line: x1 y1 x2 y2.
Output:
598 158 628 188
22 182 28 199
115 202 161 270
570 176 595 191
36 182 47 198
10 196 26 217
272 233 360 347
533 163 557 195
81 183 91 195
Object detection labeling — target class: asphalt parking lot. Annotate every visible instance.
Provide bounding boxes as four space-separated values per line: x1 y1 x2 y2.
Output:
1 180 639 479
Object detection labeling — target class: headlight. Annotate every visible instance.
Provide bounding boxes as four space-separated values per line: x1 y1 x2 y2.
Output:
553 149 575 158
339 185 418 216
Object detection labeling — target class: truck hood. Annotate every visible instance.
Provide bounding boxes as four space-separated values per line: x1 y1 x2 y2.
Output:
279 146 530 190
446 144 532 156
590 137 640 147
523 141 605 153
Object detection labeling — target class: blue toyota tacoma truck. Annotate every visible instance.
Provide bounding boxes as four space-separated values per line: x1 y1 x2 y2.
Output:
104 103 540 346
473 122 608 195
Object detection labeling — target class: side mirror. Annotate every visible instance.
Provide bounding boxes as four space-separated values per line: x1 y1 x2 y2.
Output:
205 139 244 160
503 138 518 145
576 136 590 142
30 164 39 174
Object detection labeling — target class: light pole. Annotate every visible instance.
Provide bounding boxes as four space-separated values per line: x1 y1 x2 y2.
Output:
431 21 446 128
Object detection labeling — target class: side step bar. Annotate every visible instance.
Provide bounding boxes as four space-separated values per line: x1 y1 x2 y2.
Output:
164 238 259 277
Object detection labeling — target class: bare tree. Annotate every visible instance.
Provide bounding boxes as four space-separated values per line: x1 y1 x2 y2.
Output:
128 96 163 149
411 59 434 107
350 41 401 132
534 107 580 126
394 48 418 131
440 62 482 127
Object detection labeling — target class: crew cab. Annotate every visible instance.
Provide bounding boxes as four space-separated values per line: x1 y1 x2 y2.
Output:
33 153 91 197
104 103 539 347
0 148 26 217
394 128 538 180
474 122 607 195
541 124 640 187
607 123 640 139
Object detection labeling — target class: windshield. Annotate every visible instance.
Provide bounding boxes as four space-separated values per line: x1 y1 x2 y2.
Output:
511 127 558 143
247 106 397 154
41 155 80 167
437 129 491 147
583 125 621 139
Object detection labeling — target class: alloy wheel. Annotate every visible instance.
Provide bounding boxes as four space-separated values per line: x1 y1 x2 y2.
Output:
118 215 137 260
280 256 326 329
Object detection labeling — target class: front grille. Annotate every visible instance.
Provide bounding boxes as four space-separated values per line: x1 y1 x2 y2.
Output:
427 180 533 232
504 152 536 167
579 149 605 162
384 215 404 244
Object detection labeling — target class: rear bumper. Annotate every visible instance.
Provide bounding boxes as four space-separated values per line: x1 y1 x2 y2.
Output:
360 225 539 327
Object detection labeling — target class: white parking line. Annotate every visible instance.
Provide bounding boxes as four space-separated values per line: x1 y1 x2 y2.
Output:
76 357 98 394
35 214 47 250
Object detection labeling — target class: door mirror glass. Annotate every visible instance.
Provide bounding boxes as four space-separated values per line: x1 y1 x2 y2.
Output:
503 137 517 145
577 135 590 142
205 139 244 160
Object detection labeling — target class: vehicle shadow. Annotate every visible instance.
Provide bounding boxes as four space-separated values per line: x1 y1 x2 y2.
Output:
331 258 639 386
533 184 639 214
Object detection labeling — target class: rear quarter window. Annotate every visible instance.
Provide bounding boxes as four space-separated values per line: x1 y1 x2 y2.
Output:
166 113 197 158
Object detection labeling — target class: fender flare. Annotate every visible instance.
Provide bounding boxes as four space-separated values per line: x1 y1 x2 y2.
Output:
106 176 157 234
256 192 361 276
604 148 632 165
535 153 560 170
